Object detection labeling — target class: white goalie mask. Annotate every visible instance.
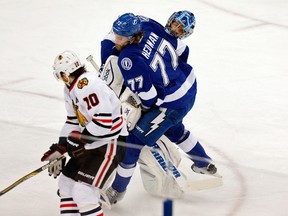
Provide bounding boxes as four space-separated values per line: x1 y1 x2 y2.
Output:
53 50 82 81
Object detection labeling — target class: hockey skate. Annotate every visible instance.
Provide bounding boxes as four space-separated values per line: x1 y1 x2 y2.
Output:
191 163 217 175
105 187 126 205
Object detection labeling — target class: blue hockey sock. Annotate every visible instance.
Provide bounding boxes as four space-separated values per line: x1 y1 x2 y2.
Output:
187 142 212 168
111 173 132 193
111 163 136 193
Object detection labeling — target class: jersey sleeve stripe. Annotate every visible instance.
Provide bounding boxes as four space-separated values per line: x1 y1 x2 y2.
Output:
91 129 122 139
65 115 78 125
92 120 112 129
92 113 113 129
138 85 157 101
156 70 196 106
112 116 124 131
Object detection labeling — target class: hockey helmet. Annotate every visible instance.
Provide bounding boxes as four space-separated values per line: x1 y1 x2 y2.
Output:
53 50 82 81
165 10 196 39
113 13 142 38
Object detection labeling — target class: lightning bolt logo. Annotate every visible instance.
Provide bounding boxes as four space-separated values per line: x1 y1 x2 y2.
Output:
145 110 166 136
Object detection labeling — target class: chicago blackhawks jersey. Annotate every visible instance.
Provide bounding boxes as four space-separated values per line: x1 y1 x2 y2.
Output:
59 71 127 149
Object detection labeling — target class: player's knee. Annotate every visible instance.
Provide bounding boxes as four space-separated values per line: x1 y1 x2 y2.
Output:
72 182 98 208
58 174 74 197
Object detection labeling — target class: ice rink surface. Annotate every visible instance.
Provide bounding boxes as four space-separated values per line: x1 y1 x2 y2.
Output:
0 0 287 215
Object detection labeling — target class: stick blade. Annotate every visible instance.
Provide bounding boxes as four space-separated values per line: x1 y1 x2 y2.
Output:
186 176 223 191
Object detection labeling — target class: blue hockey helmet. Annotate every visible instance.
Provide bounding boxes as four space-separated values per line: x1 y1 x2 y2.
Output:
165 10 196 39
113 13 142 38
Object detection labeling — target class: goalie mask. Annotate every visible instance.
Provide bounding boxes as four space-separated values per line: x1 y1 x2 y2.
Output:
165 10 196 39
53 50 82 82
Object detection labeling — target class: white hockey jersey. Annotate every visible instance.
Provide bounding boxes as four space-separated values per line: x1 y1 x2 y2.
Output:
59 71 127 149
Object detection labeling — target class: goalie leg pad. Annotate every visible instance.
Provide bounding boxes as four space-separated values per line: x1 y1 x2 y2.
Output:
159 136 182 167
139 145 186 199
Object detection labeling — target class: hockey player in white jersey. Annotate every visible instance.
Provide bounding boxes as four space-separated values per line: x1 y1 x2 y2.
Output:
41 50 127 216
101 12 218 204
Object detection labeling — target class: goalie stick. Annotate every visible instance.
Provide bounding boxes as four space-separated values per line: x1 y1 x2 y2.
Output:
185 177 223 191
0 154 66 196
86 55 100 73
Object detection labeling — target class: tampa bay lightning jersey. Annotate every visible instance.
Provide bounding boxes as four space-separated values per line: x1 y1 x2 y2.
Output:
101 15 189 64
118 31 197 109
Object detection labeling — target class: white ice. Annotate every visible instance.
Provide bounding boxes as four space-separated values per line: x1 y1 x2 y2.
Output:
0 0 288 215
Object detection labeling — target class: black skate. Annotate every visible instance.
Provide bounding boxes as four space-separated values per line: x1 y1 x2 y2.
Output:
191 163 217 175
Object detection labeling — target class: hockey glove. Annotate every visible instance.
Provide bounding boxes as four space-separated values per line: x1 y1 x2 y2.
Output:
122 94 142 131
41 143 67 178
67 131 87 158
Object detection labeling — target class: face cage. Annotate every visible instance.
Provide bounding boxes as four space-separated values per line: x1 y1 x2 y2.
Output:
179 27 193 39
175 19 194 39
53 70 70 82
53 70 62 81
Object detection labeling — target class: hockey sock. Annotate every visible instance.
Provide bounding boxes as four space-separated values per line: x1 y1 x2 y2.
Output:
60 197 80 215
111 162 136 192
187 142 212 168
79 205 103 216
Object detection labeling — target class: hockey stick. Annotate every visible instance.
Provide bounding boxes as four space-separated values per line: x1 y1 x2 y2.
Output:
0 154 66 196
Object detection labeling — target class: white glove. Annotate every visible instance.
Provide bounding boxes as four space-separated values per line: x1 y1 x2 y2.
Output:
41 143 67 178
121 93 142 131
122 102 141 131
48 153 65 178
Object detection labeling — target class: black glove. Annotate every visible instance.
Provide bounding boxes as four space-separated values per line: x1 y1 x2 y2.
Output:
67 131 87 158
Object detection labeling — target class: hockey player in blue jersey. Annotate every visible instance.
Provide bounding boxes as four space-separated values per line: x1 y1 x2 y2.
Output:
103 12 218 204
100 11 193 65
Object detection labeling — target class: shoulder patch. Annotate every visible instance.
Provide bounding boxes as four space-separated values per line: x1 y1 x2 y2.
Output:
77 77 89 89
121 58 133 71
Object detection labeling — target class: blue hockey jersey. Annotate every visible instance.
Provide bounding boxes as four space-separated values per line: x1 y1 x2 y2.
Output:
101 15 189 64
117 31 197 109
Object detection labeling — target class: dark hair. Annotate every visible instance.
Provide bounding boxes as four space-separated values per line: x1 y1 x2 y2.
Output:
70 66 87 78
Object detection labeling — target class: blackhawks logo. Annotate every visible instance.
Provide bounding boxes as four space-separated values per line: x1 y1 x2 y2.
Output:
77 77 88 89
73 102 88 127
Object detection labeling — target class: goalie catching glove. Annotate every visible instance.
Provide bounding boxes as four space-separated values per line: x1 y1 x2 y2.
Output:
41 142 67 178
121 93 142 131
